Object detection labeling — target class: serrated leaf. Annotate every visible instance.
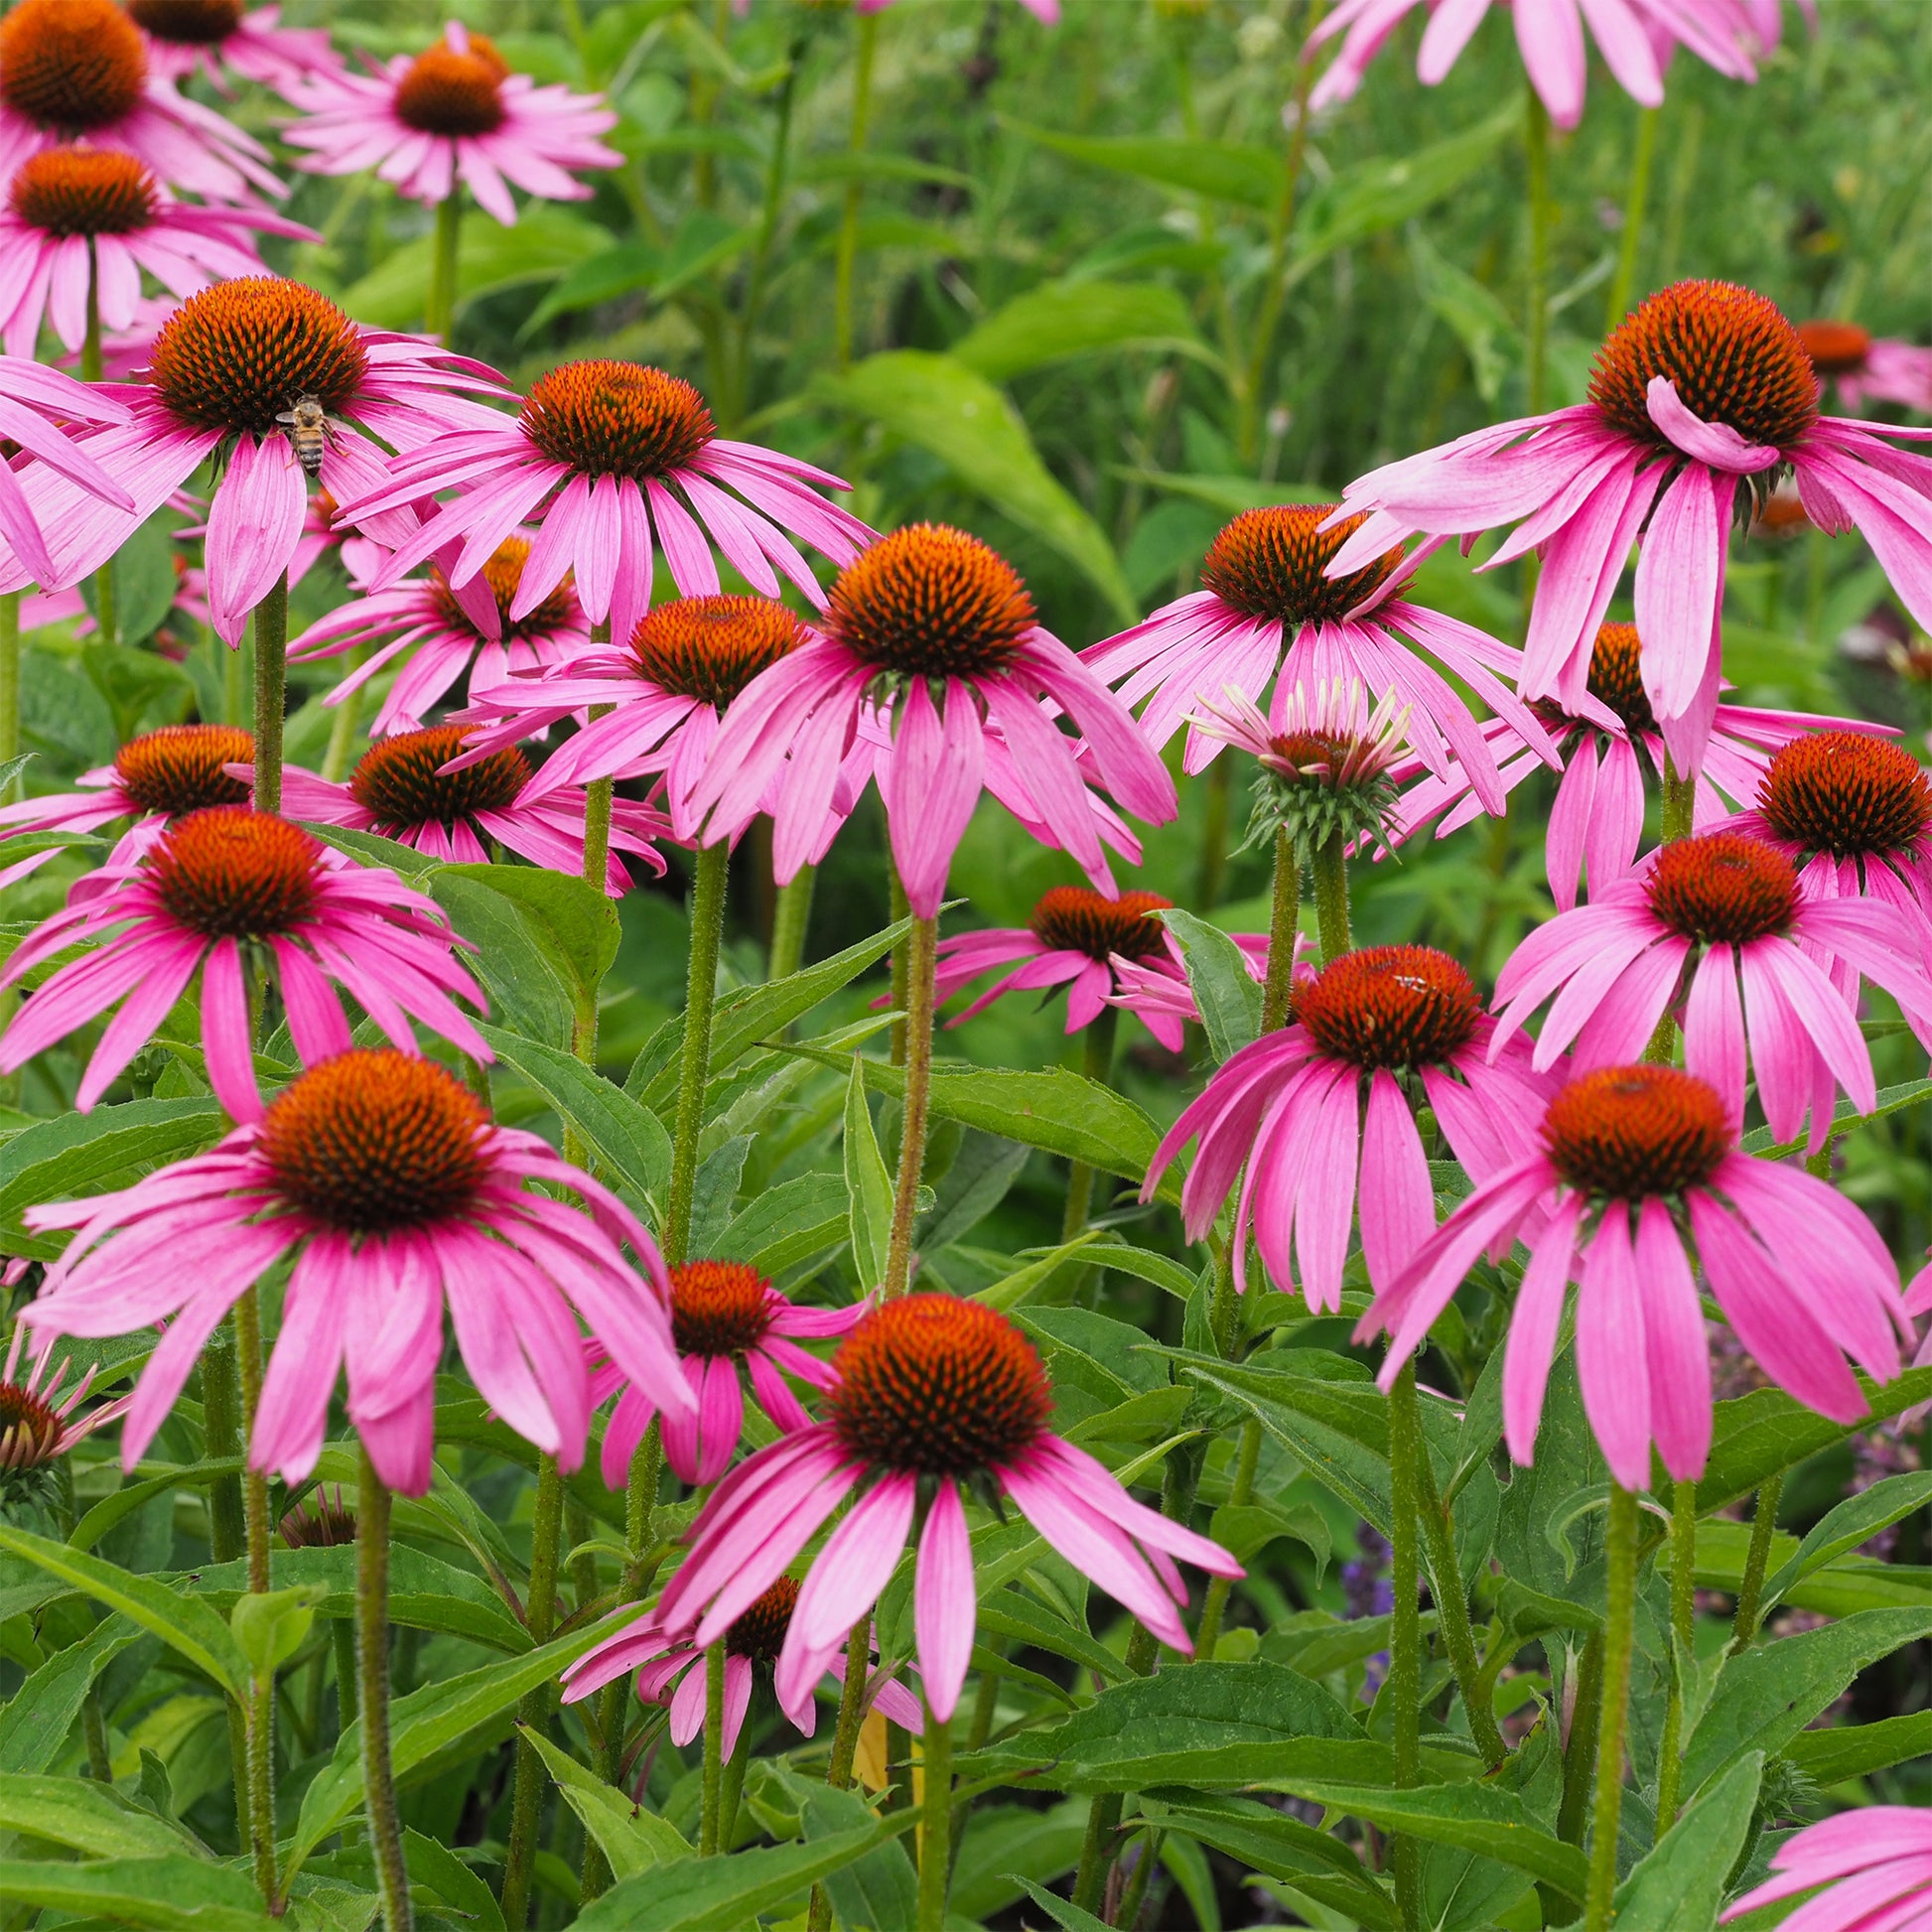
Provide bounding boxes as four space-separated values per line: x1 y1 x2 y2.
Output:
1698 1368 1932 1513
301 822 441 884
439 862 619 1010
1783 1707 1932 1784
1610 1753 1761 1931
521 1724 692 1879
0 1615 142 1773
1759 1470 1932 1612
1142 1791 1396 1925
1741 1075 1932 1158
69 1458 245 1555
715 1172 849 1274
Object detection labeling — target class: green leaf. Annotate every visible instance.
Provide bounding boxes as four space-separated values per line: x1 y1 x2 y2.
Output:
1759 1470 1932 1612
1783 1707 1932 1784
1142 1792 1397 1926
1161 909 1261 1063
1007 122 1286 209
569 1829 891 1932
440 862 619 1012
799 1782 917 1932
476 1021 671 1200
817 351 1134 621
341 207 610 329
1610 1753 1761 1932
716 1172 849 1275
951 280 1212 382
1011 1877 1112 1932
427 871 573 1047
1741 1075 1932 1158
69 1458 246 1555
1682 1607 1932 1796
0 1771 192 1858
229 1585 323 1679
519 212 755 337
0 1527 246 1697
0 1615 141 1773
843 1057 894 1290
521 1725 692 1879
971 1231 1107 1311
1698 1368 1932 1514
403 1831 504 1932
0 1856 271 1931
300 823 442 885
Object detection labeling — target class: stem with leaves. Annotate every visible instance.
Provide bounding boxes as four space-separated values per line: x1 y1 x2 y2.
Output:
883 912 936 1297
1729 1473 1784 1654
1585 1483 1639 1931
666 841 731 1263
358 1448 412 1932
1653 1476 1699 1832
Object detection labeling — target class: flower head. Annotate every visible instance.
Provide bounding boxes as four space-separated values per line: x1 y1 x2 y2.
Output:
23 1048 696 1494
0 0 285 201
127 0 339 91
1305 0 1758 132
0 1320 132 1505
1491 829 1932 1153
1361 1064 1906 1490
0 277 510 643
341 363 873 658
0 149 316 362
657 1294 1239 1724
0 807 490 1121
561 1576 924 1761
1148 945 1554 1309
689 524 1176 916
1724 1807 1932 1930
269 727 668 897
1328 280 1932 771
1106 930 1303 1043
1798 318 1932 416
1084 504 1555 808
279 1484 356 1548
280 22 620 226
590 1262 865 1486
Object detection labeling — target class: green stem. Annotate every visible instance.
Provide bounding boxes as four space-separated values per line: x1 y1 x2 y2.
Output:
425 192 462 342
501 1456 565 1932
1653 1476 1698 1833
1557 1631 1603 1850
1661 755 1697 843
357 1449 411 1932
82 244 116 649
832 13 880 369
699 1644 726 1856
334 1617 358 1732
252 575 289 816
805 1615 873 1932
716 1714 751 1854
767 864 816 983
583 774 616 895
665 842 730 1265
234 1286 276 1907
1193 1420 1258 1660
1061 1005 1119 1245
1310 830 1351 966
1387 1364 1423 1930
915 1697 952 1932
1525 87 1553 415
883 913 937 1297
623 1417 662 1599
1584 1484 1639 1932
1415 1447 1507 1770
1114 1828 1162 1931
1261 828 1301 1032
1728 1473 1783 1655
0 592 18 797
320 647 368 782
889 867 910 1067
202 1322 251 1850
1603 104 1659 333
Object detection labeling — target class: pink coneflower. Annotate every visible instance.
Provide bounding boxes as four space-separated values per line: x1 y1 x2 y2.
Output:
1082 506 1554 806
1147 946 1555 1309
561 1577 925 1763
1305 0 1757 131
0 355 133 589
269 725 668 895
0 149 315 362
446 594 812 846
342 361 873 658
1491 830 1932 1154
1361 1063 1904 1490
1393 621 1888 908
1798 318 1932 417
0 0 284 202
125 0 338 92
656 1296 1239 1724
1108 932 1303 1042
280 23 620 226
589 1261 865 1489
688 524 1176 916
0 278 510 641
1325 282 1932 771
0 1318 134 1500
1725 1809 1932 1929
0 806 489 1121
288 535 591 737
21 1048 697 1493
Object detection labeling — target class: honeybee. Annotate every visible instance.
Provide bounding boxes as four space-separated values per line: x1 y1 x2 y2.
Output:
276 393 334 480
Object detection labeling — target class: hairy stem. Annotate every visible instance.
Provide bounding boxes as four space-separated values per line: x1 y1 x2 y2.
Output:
1584 1484 1639 1932
0 593 18 799
234 1286 275 1906
252 575 290 815
1061 1004 1119 1246
1311 830 1352 965
806 1615 873 1932
1653 1476 1698 1833
883 913 937 1297
767 864 816 984
1387 1363 1423 1930
1729 1473 1784 1654
1193 1420 1258 1661
916 1697 953 1932
700 1644 727 1856
664 841 730 1263
425 191 462 342
832 13 880 368
501 1455 565 1931
358 1449 412 1932
1415 1445 1507 1770
1261 830 1302 1032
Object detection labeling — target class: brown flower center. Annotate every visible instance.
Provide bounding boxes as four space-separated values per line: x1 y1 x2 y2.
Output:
0 1379 66 1471
151 807 321 939
426 536 576 643
393 35 508 139
1586 622 1657 735
260 1049 488 1234
279 1487 358 1548
113 724 252 816
825 1295 1052 1477
148 278 368 438
668 1260 774 1358
1028 886 1173 963
1796 320 1872 379
9 148 155 236
1590 280 1818 453
1199 505 1406 626
1758 731 1932 860
519 361 715 482
125 0 243 44
0 0 146 132
1543 1064 1729 1199
1643 832 1799 945
828 523 1035 681
725 1575 799 1662
627 595 805 709
348 726 529 830
1297 944 1480 1071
